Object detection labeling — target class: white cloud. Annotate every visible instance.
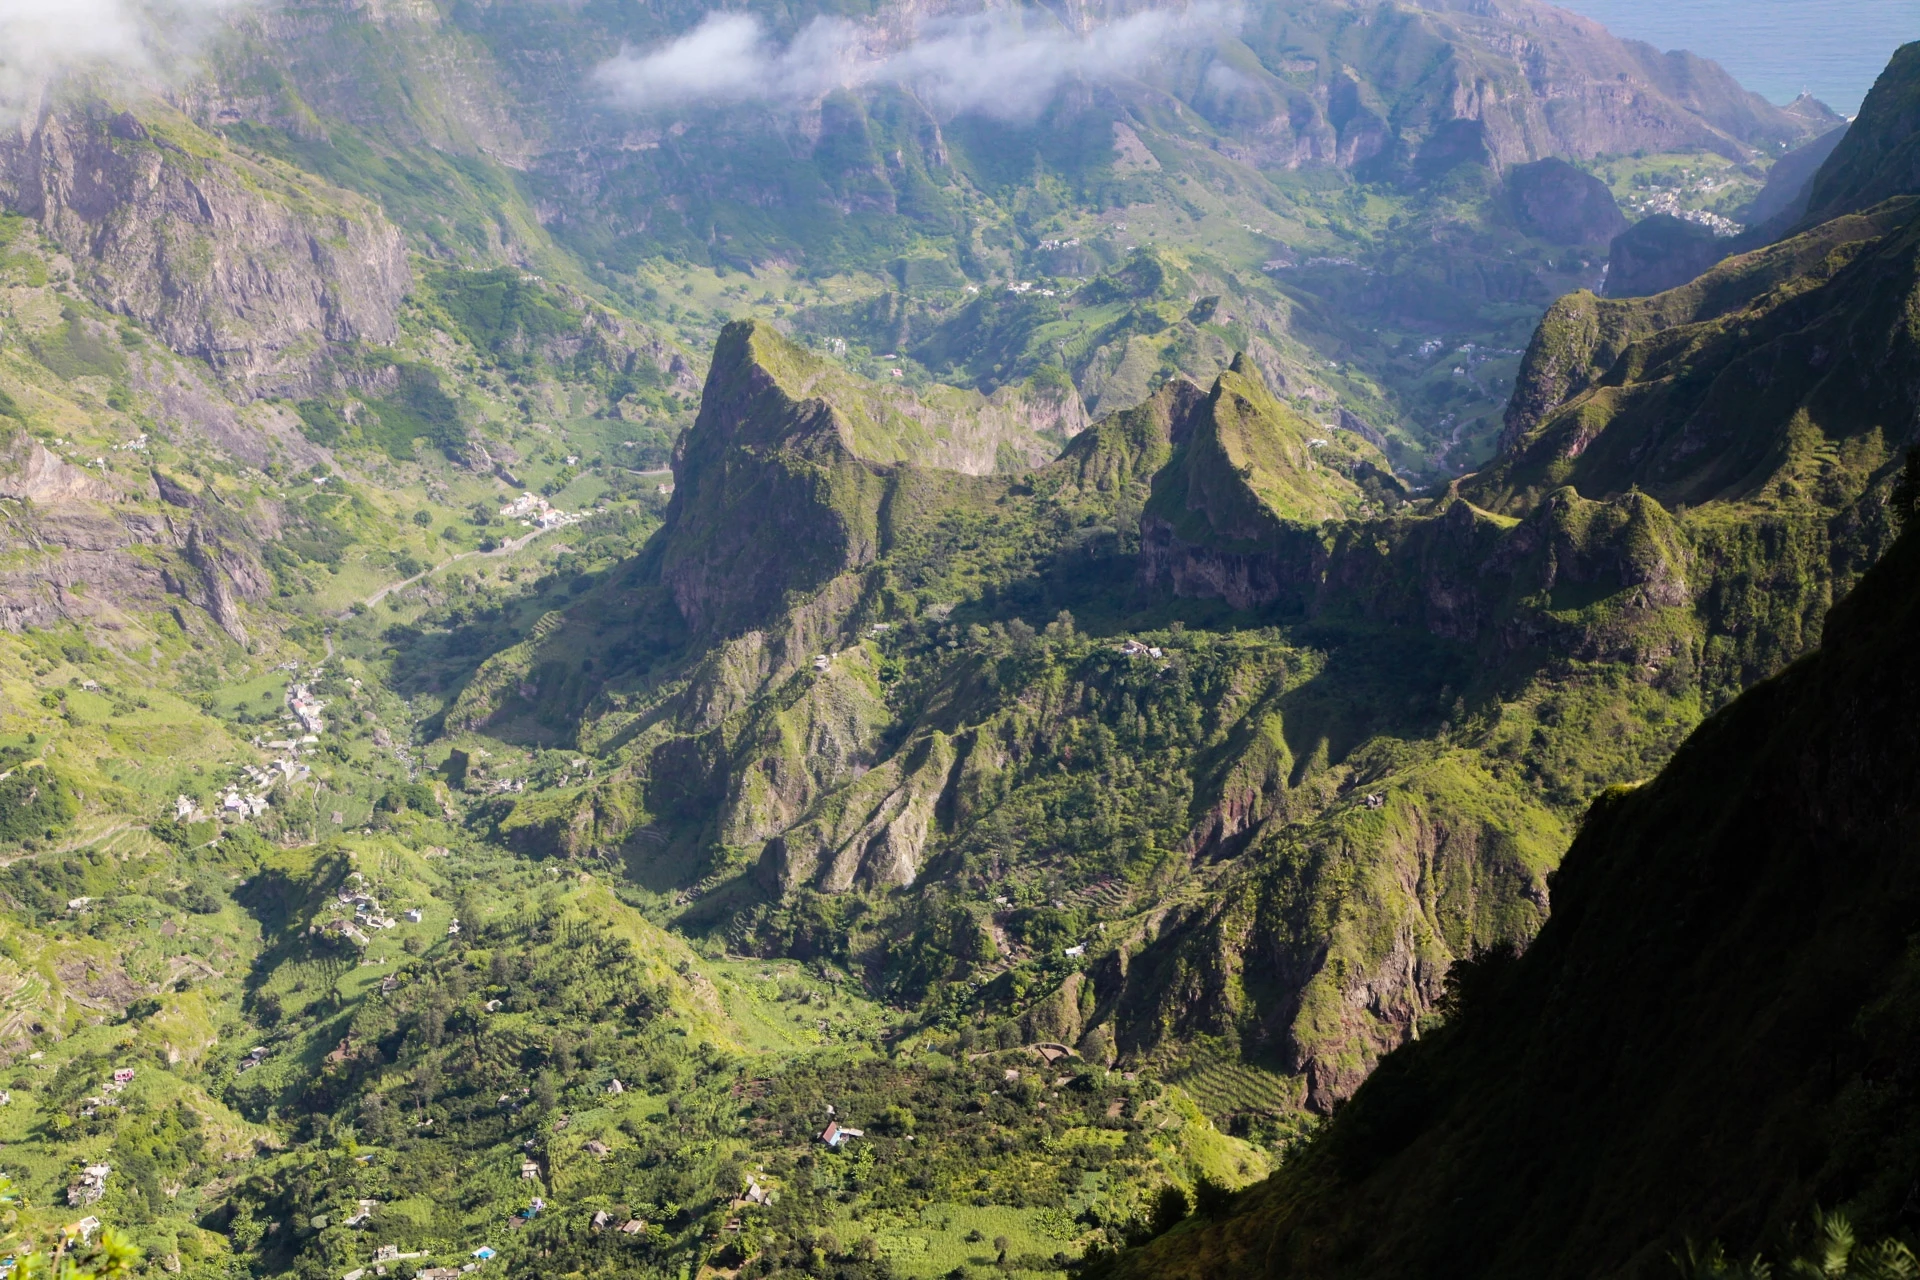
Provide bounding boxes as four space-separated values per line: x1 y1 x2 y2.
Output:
1204 63 1256 95
595 4 1241 121
0 0 248 119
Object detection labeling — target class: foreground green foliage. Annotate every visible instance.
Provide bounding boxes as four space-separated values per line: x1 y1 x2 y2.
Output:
1104 449 1920 1277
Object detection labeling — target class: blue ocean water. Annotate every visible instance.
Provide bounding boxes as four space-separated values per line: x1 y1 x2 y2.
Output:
1552 0 1918 117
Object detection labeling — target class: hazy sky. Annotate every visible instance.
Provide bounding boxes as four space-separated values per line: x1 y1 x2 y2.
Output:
1554 0 1917 116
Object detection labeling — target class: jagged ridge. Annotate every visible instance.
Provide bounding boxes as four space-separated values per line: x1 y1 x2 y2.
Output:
1106 456 1920 1280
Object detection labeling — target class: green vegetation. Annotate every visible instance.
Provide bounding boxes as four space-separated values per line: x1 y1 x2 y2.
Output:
1674 1211 1920 1280
431 268 580 368
1105 507 1920 1278
0 765 77 849
0 9 1906 1280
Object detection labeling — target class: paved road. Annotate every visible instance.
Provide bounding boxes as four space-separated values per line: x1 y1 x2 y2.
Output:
358 525 559 610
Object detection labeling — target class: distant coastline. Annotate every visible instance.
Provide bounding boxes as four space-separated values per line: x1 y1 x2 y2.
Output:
1554 0 1914 117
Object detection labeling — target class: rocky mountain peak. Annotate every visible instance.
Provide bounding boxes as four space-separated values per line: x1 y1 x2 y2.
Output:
657 320 896 638
1150 355 1382 540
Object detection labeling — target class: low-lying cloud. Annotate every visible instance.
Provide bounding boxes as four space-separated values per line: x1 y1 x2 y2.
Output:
595 4 1239 120
0 0 248 121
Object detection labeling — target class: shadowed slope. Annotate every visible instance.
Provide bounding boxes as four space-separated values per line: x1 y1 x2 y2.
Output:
1109 505 1920 1280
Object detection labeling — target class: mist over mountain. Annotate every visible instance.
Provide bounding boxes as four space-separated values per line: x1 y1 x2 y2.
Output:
0 0 247 117
596 5 1242 120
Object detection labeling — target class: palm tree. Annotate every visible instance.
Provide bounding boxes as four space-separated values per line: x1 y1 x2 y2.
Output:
1784 1211 1918 1280
1674 1211 1919 1280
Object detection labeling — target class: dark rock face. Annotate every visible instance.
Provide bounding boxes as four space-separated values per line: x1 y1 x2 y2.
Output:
656 321 894 639
1504 158 1628 245
1604 214 1726 297
1744 123 1848 229
1797 41 1920 228
0 103 408 395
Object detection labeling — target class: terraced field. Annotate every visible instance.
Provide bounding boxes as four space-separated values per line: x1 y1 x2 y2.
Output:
1167 1046 1303 1124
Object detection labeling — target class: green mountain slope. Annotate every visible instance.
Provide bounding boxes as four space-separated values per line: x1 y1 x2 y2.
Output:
1101 448 1920 1280
172 0 1837 480
1482 196 1920 517
428 211 1912 1152
0 186 1912 1280
0 15 1909 1280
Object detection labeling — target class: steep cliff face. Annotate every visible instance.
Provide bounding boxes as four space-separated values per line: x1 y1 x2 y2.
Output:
764 728 957 892
0 101 408 394
720 647 896 851
1138 355 1392 610
1796 41 1920 229
656 321 899 639
1109 501 1920 1280
0 452 272 644
0 266 281 647
652 318 1092 644
1104 752 1562 1111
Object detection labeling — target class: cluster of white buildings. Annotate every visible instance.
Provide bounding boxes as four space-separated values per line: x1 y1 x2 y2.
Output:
67 1163 111 1206
288 684 326 735
499 492 582 531
314 875 431 947
338 883 398 931
221 790 269 818
245 759 307 788
177 739 317 827
75 1069 136 1120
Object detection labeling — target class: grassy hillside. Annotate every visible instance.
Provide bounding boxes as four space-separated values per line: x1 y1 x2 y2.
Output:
0 19 1908 1280
1101 447 1920 1280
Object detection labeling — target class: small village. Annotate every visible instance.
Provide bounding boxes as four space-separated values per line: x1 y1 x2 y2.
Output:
498 491 584 531
169 673 329 826
315 873 426 948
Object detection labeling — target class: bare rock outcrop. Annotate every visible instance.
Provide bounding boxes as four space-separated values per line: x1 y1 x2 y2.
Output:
0 101 409 395
0 440 115 505
0 431 270 640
